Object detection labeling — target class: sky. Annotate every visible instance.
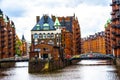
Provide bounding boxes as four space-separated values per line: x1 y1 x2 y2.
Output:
0 0 111 42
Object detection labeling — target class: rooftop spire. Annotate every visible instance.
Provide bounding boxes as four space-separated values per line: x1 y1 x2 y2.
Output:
22 34 26 42
54 17 61 29
0 9 3 14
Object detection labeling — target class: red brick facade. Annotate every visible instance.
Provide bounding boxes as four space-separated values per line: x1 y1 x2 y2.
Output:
82 31 106 54
0 10 16 59
110 0 120 57
30 15 81 60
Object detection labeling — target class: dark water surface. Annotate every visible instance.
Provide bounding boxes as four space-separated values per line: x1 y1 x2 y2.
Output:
0 60 120 80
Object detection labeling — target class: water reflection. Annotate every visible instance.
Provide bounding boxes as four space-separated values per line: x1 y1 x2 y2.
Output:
0 60 120 80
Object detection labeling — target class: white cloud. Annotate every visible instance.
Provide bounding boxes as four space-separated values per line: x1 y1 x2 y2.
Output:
0 0 111 41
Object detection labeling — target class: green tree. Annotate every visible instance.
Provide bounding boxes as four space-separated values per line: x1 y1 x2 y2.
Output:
15 40 22 56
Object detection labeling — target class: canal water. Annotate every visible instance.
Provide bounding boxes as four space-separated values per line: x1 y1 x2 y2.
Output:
0 60 120 80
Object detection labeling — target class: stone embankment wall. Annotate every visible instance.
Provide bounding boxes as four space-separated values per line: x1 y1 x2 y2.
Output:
0 62 15 68
29 59 70 73
116 58 120 66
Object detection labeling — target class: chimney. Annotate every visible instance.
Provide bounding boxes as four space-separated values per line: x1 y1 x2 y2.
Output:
36 16 40 23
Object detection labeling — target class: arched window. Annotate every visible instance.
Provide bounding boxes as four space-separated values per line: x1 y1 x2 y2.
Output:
39 33 42 39
48 40 54 45
34 33 38 39
34 42 38 45
51 33 54 38
47 33 50 38
56 33 59 37
43 33 46 39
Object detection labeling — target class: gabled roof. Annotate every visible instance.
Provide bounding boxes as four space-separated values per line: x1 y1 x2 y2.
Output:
22 34 26 42
59 17 73 32
31 15 55 31
54 17 61 27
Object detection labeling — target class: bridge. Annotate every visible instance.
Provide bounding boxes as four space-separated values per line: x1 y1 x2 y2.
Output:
0 56 29 63
0 53 115 63
70 53 115 61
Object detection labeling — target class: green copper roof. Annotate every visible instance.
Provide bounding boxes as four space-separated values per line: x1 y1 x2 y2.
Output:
43 23 49 26
107 19 111 24
104 19 111 28
43 23 50 30
4 15 9 23
36 24 40 30
31 15 55 31
54 17 61 28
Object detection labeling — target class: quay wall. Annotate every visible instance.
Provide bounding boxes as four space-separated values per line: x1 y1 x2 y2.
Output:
29 59 70 73
0 62 15 68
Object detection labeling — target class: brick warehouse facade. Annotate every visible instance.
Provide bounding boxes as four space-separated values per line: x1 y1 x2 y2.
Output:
52 15 81 55
110 0 120 57
82 31 106 54
0 9 16 59
104 19 113 54
30 14 81 60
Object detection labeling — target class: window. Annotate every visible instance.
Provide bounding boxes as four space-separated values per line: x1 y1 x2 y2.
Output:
41 40 45 44
34 48 41 52
43 54 48 58
43 33 46 39
43 23 50 30
48 40 54 45
34 33 38 39
39 33 42 39
56 33 59 37
34 42 38 45
43 48 49 51
51 33 54 38
47 33 50 38
36 24 40 30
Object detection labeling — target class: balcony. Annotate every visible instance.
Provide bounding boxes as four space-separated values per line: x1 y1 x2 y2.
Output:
1 35 5 38
116 24 120 29
111 24 116 28
113 8 119 12
112 31 116 35
110 1 116 6
112 44 117 49
115 33 120 37
111 12 115 15
111 17 117 21
8 30 11 32
8 46 11 49
8 34 12 36
2 45 5 48
8 42 12 45
8 38 12 41
112 37 116 41
1 30 5 33
116 1 120 5
117 44 120 48
1 40 5 43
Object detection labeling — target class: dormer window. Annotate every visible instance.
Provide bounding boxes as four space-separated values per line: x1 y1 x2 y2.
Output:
0 14 2 17
43 23 50 30
36 24 40 30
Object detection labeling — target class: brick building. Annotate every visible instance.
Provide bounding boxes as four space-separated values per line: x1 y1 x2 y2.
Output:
104 19 113 54
30 14 81 60
82 31 106 54
110 0 120 57
56 15 81 55
0 9 16 59
21 35 27 56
